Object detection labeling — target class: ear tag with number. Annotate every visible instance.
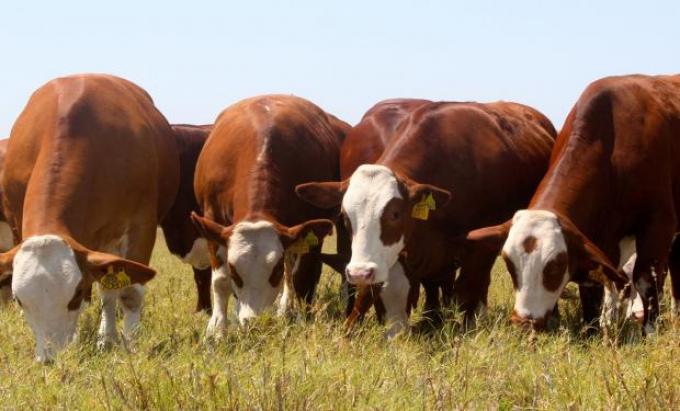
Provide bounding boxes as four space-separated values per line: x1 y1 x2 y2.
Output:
100 266 132 290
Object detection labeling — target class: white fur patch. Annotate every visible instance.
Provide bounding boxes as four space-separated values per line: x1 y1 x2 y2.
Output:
0 221 14 252
12 235 82 362
382 261 410 338
503 210 568 320
343 165 405 284
182 238 211 270
227 221 284 324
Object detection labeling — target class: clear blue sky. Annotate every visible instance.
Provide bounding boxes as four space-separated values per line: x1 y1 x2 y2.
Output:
1 1 678 136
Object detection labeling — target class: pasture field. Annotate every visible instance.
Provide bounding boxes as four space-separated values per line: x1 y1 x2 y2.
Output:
0 231 678 410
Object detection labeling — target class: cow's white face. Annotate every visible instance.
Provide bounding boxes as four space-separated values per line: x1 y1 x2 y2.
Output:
224 221 284 324
342 165 406 285
502 210 569 329
12 235 83 362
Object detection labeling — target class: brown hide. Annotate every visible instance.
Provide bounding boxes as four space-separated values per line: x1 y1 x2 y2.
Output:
528 74 680 330
3 74 179 267
194 95 348 301
379 101 556 315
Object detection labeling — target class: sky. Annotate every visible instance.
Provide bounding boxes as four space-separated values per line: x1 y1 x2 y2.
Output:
1 1 679 136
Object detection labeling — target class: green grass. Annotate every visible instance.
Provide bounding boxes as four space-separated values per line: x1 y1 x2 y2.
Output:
0 231 678 410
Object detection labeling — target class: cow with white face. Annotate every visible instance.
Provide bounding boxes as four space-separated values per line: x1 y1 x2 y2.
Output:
298 100 557 325
192 95 348 335
300 164 449 286
469 75 680 335
0 74 178 362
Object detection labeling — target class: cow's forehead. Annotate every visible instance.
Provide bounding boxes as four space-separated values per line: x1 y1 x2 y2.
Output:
505 210 567 260
343 165 403 214
227 221 282 266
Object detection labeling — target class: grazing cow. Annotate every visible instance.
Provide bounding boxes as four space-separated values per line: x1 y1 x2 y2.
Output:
297 100 556 331
467 74 680 335
0 138 15 304
191 95 348 335
319 99 432 332
0 74 179 362
160 124 213 313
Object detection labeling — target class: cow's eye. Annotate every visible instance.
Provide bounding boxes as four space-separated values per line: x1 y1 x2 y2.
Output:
228 263 244 288
269 259 284 287
389 210 401 221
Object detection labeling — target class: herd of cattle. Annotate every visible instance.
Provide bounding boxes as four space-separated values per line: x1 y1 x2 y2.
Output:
0 73 678 363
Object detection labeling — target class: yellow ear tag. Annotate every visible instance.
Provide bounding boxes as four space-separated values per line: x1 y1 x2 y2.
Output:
100 266 132 290
304 231 319 247
288 231 320 255
411 193 436 221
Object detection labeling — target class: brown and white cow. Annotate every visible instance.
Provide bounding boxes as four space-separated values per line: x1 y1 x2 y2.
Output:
318 99 431 333
160 124 213 313
297 100 556 332
467 74 680 335
0 74 179 362
0 138 16 304
191 95 347 335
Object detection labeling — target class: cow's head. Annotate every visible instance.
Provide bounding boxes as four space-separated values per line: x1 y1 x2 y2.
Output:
466 210 625 331
296 164 450 286
191 212 333 324
0 235 155 362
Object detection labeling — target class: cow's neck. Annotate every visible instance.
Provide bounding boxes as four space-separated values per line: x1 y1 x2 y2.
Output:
529 135 614 240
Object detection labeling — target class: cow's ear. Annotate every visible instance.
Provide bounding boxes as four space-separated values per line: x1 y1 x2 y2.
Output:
190 212 233 246
295 181 347 209
558 215 627 285
320 253 350 274
279 219 334 252
466 220 512 253
0 245 19 287
81 250 156 288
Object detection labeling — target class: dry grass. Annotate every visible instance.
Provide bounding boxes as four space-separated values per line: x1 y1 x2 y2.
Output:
0 231 678 410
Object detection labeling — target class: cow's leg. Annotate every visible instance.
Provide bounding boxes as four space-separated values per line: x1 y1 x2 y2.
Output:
344 285 378 332
119 284 146 341
0 284 11 305
193 267 212 314
334 220 355 317
580 283 603 333
668 235 680 317
292 249 323 312
381 262 410 338
278 252 299 317
454 248 495 323
421 279 442 325
98 289 119 349
206 265 230 339
634 219 676 335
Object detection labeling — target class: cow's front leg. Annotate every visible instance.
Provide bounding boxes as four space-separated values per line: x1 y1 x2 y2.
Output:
119 284 146 342
206 265 230 339
98 289 119 349
277 252 300 317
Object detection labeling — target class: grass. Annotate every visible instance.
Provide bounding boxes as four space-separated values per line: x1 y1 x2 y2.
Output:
0 231 678 410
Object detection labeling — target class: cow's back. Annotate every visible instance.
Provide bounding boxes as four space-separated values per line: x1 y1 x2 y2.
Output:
4 74 179 251
195 95 344 226
531 74 680 233
381 101 556 232
340 99 430 179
